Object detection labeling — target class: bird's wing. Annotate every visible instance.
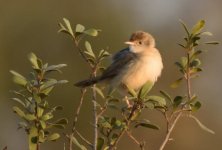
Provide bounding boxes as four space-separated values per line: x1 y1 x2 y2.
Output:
99 48 137 81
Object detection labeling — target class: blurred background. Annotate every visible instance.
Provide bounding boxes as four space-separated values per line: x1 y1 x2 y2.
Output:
0 0 222 150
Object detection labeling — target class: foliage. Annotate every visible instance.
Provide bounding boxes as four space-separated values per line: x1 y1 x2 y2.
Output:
10 53 68 150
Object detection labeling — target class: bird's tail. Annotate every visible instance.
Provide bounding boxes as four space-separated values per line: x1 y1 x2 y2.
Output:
74 77 100 88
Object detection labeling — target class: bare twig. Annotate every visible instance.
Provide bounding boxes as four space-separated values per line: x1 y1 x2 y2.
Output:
74 129 93 147
159 51 192 150
72 88 87 131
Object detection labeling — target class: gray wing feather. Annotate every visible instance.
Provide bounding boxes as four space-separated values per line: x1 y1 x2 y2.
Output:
99 48 137 81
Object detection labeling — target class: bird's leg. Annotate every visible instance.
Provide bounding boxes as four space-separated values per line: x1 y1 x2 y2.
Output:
125 96 132 108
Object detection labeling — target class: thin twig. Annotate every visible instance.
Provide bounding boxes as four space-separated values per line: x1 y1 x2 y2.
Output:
126 131 140 145
92 69 98 150
159 51 192 150
74 129 93 147
72 88 87 131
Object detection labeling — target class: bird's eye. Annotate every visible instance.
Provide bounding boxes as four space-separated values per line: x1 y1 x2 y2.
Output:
138 41 142 45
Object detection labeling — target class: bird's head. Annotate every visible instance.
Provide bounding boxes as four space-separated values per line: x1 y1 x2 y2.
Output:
125 31 155 53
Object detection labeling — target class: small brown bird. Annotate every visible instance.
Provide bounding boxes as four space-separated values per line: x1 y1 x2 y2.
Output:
75 31 163 94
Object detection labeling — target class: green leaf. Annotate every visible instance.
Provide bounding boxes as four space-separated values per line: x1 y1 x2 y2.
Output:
28 126 38 150
11 98 26 107
54 118 68 125
47 133 60 141
39 130 45 143
178 43 186 48
191 20 205 35
45 64 67 73
159 90 173 103
84 41 95 58
97 137 105 150
180 57 188 68
204 41 219 45
135 122 159 130
42 113 53 121
25 114 36 121
57 80 69 84
189 115 215 134
40 79 57 91
28 53 40 69
170 77 183 88
173 96 183 108
75 24 85 33
190 59 201 67
191 101 201 111
39 120 46 129
191 50 202 60
110 133 118 145
10 70 27 86
84 28 99 36
71 136 87 150
200 32 213 36
138 81 153 98
93 86 105 98
146 96 166 106
13 106 25 118
63 18 74 36
179 19 190 37
37 107 44 118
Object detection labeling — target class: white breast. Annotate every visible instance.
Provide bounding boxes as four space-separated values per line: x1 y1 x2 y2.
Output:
119 48 163 90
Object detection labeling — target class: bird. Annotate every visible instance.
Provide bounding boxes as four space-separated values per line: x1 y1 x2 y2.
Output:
75 31 163 97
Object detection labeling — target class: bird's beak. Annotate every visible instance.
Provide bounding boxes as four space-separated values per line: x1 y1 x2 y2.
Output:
124 41 135 45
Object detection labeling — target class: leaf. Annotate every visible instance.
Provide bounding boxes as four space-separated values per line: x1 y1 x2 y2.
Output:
200 32 213 36
13 106 25 118
189 115 215 134
42 113 53 121
93 86 104 98
179 19 190 37
97 137 104 150
110 133 118 145
146 96 166 106
84 41 95 58
84 28 99 36
37 107 44 118
191 20 205 35
173 96 183 108
135 122 159 130
40 79 57 91
191 50 202 60
159 90 173 103
11 98 26 107
47 133 60 141
138 81 153 98
39 120 46 129
54 118 68 125
10 70 27 86
71 136 87 150
57 80 69 84
180 57 188 68
170 77 183 88
178 43 186 48
190 59 201 68
63 18 74 36
25 114 36 121
75 24 85 33
191 101 201 111
28 53 39 69
29 126 38 150
45 64 67 73
204 41 219 45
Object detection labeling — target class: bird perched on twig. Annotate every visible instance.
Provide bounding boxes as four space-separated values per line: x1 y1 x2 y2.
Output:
75 31 163 97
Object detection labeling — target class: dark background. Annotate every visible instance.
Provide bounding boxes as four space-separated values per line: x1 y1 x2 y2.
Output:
0 0 222 150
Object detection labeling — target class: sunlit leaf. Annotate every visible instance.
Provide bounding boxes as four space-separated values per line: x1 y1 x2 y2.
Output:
13 106 25 118
75 24 85 33
29 126 38 150
71 136 87 150
10 70 27 86
47 133 60 141
93 86 105 98
84 28 99 36
28 53 39 69
25 114 36 121
85 41 95 58
63 18 74 37
191 20 205 35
